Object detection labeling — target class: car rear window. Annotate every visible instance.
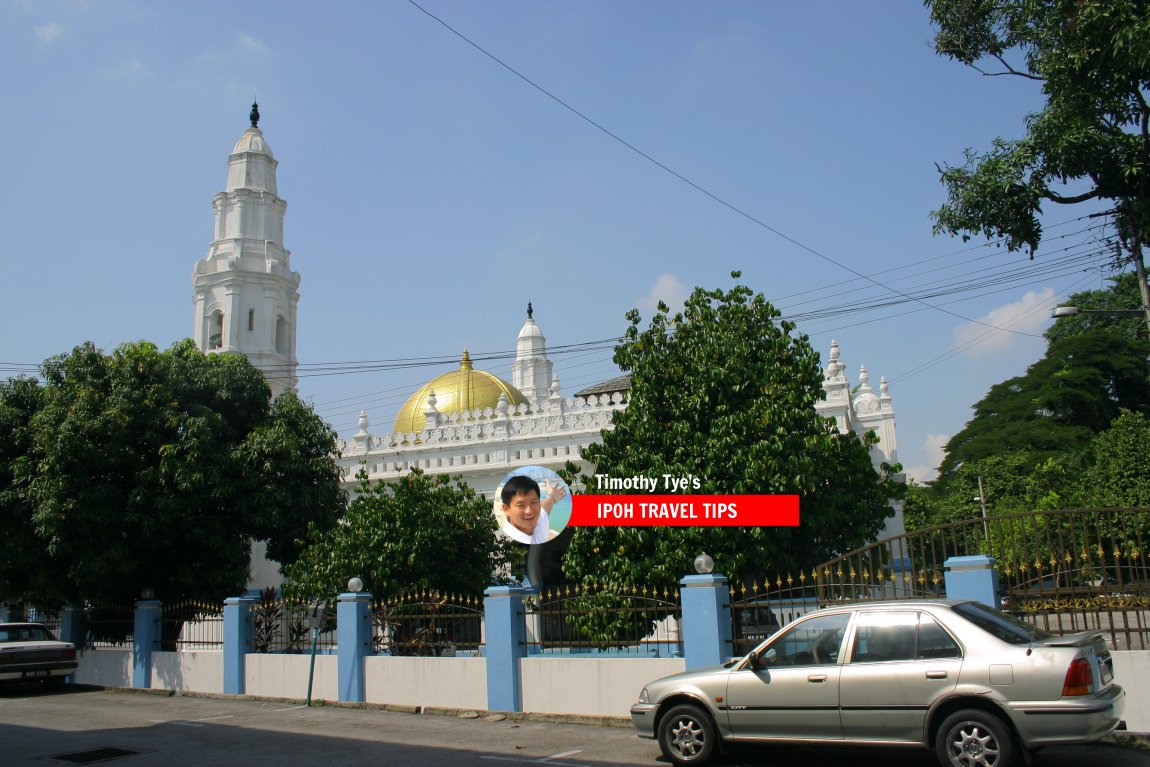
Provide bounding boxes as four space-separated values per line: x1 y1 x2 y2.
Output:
952 602 1053 644
0 625 53 642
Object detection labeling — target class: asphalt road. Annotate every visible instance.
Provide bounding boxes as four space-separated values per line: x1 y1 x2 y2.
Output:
0 684 1147 767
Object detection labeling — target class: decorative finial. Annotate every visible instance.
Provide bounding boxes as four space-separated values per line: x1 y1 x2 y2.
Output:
460 349 473 371
250 100 260 128
527 301 534 319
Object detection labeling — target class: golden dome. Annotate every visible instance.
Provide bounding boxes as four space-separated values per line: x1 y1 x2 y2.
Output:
393 350 529 433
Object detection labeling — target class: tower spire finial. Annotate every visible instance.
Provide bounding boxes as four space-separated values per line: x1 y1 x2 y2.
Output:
250 100 260 128
527 301 533 319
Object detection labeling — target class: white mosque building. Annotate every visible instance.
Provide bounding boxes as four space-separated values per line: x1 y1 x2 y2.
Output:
194 106 904 589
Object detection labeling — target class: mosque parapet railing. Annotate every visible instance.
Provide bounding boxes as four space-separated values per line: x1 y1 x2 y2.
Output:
338 393 627 455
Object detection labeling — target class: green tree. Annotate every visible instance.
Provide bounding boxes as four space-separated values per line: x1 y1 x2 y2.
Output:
1079 411 1150 506
9 339 344 608
907 452 1074 532
938 328 1150 476
0 377 56 605
283 469 512 602
927 0 1150 327
562 275 902 592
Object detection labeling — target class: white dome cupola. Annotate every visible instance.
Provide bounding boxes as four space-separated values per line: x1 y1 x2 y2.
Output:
512 302 554 407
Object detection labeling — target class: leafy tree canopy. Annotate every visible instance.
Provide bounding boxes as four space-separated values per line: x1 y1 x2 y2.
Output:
927 0 1150 318
283 468 513 602
906 452 1074 532
0 377 52 604
2 340 345 607
938 328 1150 476
562 275 902 591
1079 411 1150 507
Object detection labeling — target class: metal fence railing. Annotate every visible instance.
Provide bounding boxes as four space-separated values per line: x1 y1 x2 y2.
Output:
251 593 336 654
85 604 135 648
22 606 61 637
372 590 484 657
732 507 1150 652
159 601 223 651
524 583 681 656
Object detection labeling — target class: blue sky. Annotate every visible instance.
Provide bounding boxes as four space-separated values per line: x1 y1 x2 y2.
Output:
0 1 1120 482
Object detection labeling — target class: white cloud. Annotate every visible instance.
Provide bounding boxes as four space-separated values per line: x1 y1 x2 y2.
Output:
237 33 269 55
106 58 156 81
952 288 1056 356
638 273 689 315
194 33 271 66
904 433 949 484
35 22 64 44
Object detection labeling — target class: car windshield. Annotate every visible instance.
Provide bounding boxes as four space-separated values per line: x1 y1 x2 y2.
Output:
0 625 54 642
952 602 1053 644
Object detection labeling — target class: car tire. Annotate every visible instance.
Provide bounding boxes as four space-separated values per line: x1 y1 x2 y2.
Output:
657 704 717 766
936 709 1015 767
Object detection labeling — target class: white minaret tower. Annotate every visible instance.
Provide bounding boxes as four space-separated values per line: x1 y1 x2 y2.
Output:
512 302 553 407
192 102 299 398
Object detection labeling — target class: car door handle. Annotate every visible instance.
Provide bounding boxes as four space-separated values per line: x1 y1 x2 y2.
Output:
926 670 948 679
808 674 828 683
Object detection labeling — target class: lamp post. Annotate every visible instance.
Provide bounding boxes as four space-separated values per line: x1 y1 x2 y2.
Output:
1051 303 1149 341
1050 306 1145 318
973 476 989 545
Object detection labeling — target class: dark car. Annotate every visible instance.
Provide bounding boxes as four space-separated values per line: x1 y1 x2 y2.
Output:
0 623 77 686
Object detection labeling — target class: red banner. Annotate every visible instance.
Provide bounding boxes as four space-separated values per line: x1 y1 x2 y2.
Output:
569 495 799 527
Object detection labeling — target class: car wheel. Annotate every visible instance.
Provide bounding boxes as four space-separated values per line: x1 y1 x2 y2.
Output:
936 709 1015 767
658 704 717 766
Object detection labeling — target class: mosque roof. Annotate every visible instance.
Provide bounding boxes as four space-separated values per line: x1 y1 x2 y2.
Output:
393 350 529 433
573 375 631 398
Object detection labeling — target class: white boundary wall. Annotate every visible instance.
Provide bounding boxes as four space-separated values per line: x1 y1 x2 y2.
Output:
521 657 686 717
364 656 487 710
246 653 338 702
73 649 130 687
151 651 223 694
1112 651 1150 732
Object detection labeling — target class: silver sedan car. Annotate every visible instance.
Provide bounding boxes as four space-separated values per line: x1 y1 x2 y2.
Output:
631 600 1124 767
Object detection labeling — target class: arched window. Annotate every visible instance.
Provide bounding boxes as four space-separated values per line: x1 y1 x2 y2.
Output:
208 310 224 350
275 316 289 355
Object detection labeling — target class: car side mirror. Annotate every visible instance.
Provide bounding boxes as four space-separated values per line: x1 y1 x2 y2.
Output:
751 647 775 670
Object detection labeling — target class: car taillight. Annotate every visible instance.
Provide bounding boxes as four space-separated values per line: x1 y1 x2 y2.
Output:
1062 657 1094 697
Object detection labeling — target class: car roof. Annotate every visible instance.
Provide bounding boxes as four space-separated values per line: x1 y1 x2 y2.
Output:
803 600 970 615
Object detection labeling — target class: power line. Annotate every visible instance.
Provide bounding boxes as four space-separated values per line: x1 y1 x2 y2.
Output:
404 0 1047 339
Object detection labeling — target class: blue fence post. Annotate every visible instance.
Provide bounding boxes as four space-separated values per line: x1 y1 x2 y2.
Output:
337 591 373 703
59 605 86 646
132 599 162 689
680 574 732 670
223 596 257 695
58 605 86 685
944 554 1000 609
484 585 527 712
